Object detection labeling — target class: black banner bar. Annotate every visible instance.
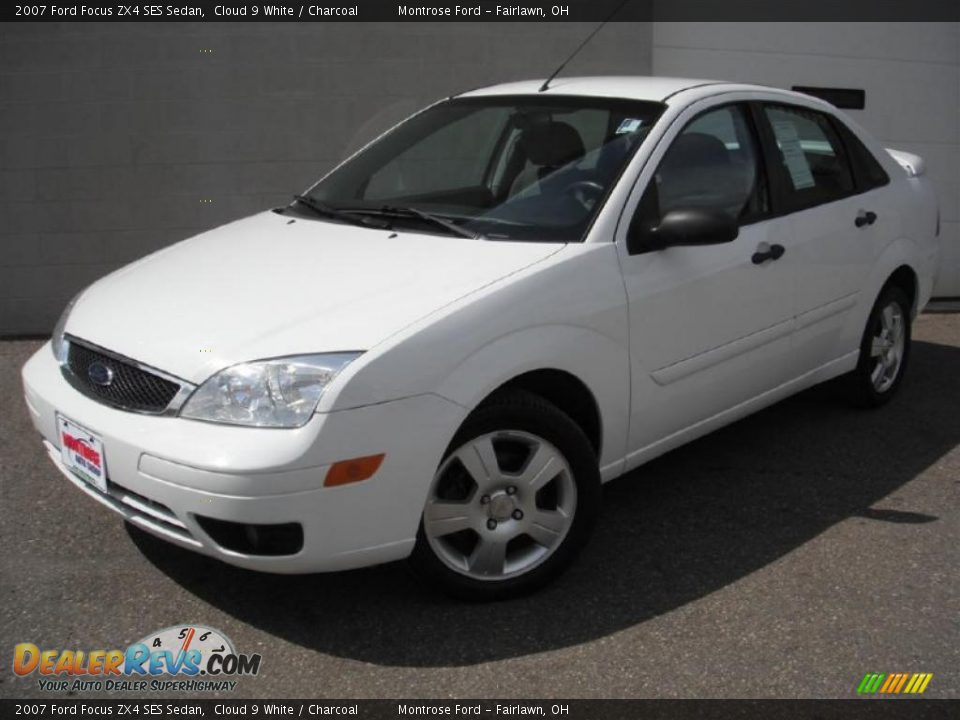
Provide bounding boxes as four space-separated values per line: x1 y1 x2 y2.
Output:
2 700 959 719
3 0 960 23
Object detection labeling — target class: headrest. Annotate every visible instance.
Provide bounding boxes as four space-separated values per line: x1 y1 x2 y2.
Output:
661 132 730 171
520 121 585 167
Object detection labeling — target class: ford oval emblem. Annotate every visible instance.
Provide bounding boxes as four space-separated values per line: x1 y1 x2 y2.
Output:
87 361 114 387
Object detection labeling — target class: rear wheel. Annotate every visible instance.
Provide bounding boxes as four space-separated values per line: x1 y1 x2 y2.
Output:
845 285 912 407
409 389 600 600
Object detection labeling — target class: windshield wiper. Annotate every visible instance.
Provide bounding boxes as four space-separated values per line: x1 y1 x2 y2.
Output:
290 195 388 229
360 205 484 240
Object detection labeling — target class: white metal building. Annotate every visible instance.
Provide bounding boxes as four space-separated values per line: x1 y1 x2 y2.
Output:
652 22 959 296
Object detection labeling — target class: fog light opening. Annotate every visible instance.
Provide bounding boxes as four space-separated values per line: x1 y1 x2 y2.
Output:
195 516 303 556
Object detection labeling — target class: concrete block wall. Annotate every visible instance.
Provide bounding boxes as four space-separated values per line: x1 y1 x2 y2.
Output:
0 21 651 335
652 21 960 297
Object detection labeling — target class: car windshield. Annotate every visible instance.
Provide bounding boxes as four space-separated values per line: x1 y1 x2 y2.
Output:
301 95 665 242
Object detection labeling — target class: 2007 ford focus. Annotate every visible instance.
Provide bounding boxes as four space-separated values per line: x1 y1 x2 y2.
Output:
22 77 940 599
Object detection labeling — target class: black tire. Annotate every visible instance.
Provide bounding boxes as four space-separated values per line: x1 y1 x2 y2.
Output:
844 285 912 408
409 389 601 601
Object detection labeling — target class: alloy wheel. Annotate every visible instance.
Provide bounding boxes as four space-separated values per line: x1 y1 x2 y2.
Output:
869 301 906 393
423 430 577 582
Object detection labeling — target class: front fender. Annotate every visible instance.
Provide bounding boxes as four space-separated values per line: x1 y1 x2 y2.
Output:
322 244 631 478
433 324 630 480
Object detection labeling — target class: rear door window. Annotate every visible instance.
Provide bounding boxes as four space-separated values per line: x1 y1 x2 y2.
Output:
762 104 855 210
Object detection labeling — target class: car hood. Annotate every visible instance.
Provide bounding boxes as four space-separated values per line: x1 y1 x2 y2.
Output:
66 211 564 383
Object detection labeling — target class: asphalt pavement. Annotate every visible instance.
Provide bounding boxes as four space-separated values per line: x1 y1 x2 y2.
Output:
2 314 958 699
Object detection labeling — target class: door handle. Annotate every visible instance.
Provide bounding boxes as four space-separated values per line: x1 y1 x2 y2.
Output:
751 243 785 265
855 210 878 228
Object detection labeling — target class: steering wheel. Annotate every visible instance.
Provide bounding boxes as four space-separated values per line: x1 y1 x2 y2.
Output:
562 180 606 211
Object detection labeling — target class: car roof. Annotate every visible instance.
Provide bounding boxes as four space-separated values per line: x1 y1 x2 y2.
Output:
458 76 814 106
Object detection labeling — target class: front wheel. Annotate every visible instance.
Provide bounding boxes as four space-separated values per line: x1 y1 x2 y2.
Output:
409 389 600 600
844 285 912 407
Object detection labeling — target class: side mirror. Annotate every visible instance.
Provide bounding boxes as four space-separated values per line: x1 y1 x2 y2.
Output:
628 207 739 254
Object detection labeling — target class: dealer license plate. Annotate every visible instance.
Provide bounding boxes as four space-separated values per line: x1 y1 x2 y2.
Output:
57 414 107 494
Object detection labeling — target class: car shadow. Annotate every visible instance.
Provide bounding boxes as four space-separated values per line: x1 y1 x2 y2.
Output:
128 339 959 667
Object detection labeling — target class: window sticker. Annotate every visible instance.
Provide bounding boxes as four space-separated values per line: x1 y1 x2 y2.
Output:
772 119 816 190
615 118 644 135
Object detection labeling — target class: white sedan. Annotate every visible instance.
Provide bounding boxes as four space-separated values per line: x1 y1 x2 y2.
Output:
22 77 940 599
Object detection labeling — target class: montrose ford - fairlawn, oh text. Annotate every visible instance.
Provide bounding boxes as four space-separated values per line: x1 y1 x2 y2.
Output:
398 5 568 16
398 705 560 715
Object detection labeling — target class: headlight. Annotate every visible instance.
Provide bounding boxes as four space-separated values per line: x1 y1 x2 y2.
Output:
51 292 83 364
180 353 362 428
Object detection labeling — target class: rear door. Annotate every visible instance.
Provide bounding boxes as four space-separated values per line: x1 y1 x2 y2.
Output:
757 103 893 369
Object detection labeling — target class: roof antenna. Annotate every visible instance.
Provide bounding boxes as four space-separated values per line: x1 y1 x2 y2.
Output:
539 0 631 93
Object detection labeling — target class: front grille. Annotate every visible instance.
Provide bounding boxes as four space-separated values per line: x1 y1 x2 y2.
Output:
66 340 181 413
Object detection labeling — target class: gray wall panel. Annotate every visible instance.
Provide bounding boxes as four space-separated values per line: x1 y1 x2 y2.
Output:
1 21 652 335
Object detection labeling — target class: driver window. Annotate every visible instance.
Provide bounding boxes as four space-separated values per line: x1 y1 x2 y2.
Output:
633 104 766 237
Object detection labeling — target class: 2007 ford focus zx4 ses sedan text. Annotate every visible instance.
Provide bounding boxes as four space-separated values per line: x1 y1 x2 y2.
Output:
22 77 940 599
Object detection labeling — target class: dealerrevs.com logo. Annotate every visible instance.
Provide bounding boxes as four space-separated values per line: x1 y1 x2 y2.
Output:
13 625 262 693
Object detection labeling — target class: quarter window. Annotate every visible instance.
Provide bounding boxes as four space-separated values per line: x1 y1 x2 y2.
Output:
762 105 854 207
832 119 890 191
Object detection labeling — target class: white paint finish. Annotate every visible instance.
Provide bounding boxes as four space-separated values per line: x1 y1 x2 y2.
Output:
21 79 940 577
621 216 798 382
786 187 891 367
886 143 958 222
64 211 563 384
886 150 927 179
460 75 722 101
652 22 960 295
609 85 935 458
23 346 466 572
332 241 634 473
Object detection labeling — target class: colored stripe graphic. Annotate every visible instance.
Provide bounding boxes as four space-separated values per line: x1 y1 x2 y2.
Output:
857 673 885 694
857 672 933 694
905 673 933 694
893 673 909 693
880 673 907 693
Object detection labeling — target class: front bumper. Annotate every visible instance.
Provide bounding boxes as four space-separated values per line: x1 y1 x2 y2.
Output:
22 342 466 573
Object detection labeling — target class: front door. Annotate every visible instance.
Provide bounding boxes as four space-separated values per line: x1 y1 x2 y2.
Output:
615 102 798 462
